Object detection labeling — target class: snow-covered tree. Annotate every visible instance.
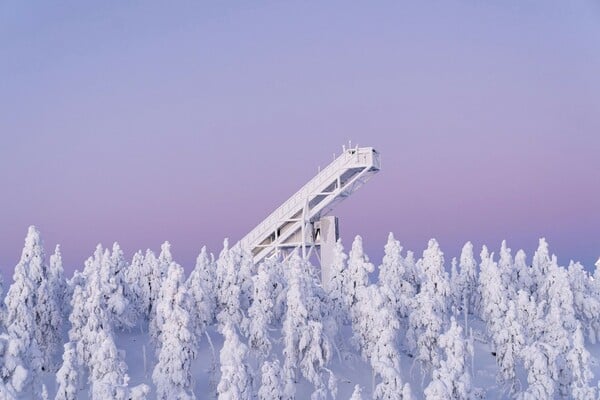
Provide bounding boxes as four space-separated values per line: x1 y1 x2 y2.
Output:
346 236 374 312
282 253 333 399
566 324 596 399
152 261 197 399
49 244 68 315
407 289 443 372
123 250 145 324
494 300 524 394
519 342 555 400
326 239 350 326
88 328 130 400
418 239 450 315
235 245 256 312
497 241 516 298
403 250 419 293
217 323 252 400
455 242 478 316
35 274 63 371
215 239 243 328
74 263 110 368
258 359 283 400
515 289 544 342
378 232 415 318
103 243 135 329
0 332 29 397
478 247 508 349
531 238 551 300
449 257 460 314
406 239 448 372
568 261 600 343
514 249 533 294
186 247 215 340
138 243 171 326
157 241 173 275
55 342 79 400
354 285 410 399
141 249 161 319
425 318 471 400
245 263 276 357
3 226 47 392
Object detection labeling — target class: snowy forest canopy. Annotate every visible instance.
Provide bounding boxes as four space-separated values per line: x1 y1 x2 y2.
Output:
0 226 599 399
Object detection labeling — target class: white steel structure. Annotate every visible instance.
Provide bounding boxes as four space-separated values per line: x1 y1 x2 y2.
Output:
236 146 380 284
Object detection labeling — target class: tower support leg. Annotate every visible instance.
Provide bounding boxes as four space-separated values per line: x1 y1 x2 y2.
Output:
319 216 339 289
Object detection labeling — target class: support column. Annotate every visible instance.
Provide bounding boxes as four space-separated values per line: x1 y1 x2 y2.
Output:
319 216 339 289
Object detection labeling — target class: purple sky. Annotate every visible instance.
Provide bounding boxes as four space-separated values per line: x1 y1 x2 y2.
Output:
1 1 599 275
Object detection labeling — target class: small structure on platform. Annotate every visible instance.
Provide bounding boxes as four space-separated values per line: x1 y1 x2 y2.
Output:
236 146 381 286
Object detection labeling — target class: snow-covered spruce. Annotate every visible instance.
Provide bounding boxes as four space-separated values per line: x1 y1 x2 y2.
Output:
282 252 335 400
152 261 197 399
424 317 471 400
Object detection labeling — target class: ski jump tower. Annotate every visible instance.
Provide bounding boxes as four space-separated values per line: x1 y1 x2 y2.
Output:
237 146 380 285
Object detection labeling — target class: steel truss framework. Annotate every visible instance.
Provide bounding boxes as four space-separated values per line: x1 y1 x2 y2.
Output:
236 146 381 272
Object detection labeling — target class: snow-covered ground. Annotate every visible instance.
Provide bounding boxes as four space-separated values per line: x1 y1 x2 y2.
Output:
2 227 600 399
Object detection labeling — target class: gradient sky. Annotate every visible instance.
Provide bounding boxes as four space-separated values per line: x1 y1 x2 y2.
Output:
1 1 599 275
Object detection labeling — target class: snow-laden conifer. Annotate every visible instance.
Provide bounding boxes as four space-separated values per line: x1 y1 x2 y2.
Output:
49 244 68 316
217 322 252 400
123 250 145 324
379 232 415 318
246 263 276 358
236 245 256 313
514 249 533 294
519 342 555 399
418 239 450 314
356 285 411 399
566 324 596 399
531 238 551 300
75 259 110 367
346 236 374 312
55 342 79 400
258 359 283 400
424 317 471 400
4 226 48 392
215 239 243 328
102 243 135 329
455 242 478 316
406 239 448 372
478 247 508 351
152 261 197 399
449 257 460 314
142 249 161 318
515 290 543 342
568 261 600 343
186 247 215 341
403 250 419 292
407 289 443 373
282 253 334 399
494 301 524 394
0 333 28 397
498 240 516 301
88 328 130 400
326 239 350 326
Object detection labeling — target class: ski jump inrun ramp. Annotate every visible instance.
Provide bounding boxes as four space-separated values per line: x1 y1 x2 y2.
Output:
236 146 381 284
